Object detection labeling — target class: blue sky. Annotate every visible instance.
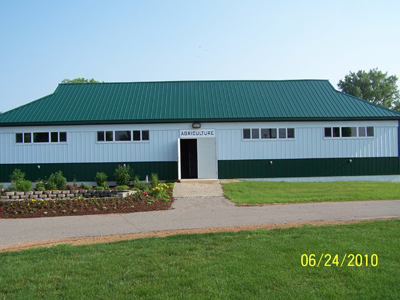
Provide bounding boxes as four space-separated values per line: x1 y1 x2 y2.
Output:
1 0 399 113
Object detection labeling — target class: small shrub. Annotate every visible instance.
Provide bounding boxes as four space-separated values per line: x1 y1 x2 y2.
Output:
152 187 165 199
114 165 133 186
115 185 130 190
65 185 74 190
35 179 46 191
94 186 104 190
17 180 32 192
133 175 140 186
73 176 77 188
84 185 93 190
45 181 57 190
80 183 85 188
136 181 149 191
150 173 158 188
10 169 25 182
94 172 108 187
48 171 67 190
7 183 18 192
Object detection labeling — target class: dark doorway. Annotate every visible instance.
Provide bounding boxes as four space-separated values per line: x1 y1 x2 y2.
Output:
180 139 198 179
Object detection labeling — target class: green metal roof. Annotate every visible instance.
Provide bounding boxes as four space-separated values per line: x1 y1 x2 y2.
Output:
1 80 399 126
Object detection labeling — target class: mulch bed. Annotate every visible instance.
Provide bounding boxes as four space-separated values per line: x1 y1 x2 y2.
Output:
0 190 174 219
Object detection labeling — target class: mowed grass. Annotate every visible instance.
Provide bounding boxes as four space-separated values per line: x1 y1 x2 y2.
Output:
221 181 400 204
1 219 400 299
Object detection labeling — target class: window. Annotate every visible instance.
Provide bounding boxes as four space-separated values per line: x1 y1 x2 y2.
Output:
287 128 295 139
324 127 332 137
261 128 277 139
367 126 374 137
252 128 259 139
333 127 340 137
115 131 131 141
358 127 366 137
106 131 113 141
325 126 374 138
243 129 251 139
133 130 141 141
142 130 150 141
16 133 23 143
97 130 149 142
59 132 67 142
279 128 286 139
97 131 105 142
244 128 294 140
16 132 66 144
33 132 49 143
342 127 357 137
51 132 58 142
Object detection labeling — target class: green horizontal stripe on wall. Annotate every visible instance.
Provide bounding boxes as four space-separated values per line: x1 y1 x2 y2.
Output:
0 162 178 182
218 157 400 179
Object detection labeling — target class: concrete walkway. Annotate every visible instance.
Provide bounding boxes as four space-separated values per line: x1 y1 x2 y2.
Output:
173 180 224 198
1 180 400 248
1 198 400 248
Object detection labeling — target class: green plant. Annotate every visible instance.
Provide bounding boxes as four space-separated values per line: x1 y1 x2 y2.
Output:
35 179 46 191
133 175 140 186
7 183 18 192
84 185 93 190
16 180 32 192
115 185 130 190
94 172 108 187
80 183 85 188
45 181 57 190
136 181 148 191
73 176 77 188
10 169 25 182
150 173 158 188
48 171 67 190
114 165 133 186
94 186 105 190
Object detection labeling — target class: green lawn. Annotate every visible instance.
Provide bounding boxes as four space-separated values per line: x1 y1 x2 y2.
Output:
221 181 400 204
1 219 399 299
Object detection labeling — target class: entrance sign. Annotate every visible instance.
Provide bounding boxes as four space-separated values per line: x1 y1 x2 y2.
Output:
179 129 215 139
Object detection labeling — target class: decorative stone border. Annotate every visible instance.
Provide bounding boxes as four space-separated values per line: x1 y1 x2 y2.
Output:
0 190 136 201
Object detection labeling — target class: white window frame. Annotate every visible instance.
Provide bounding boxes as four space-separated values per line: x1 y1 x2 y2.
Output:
242 128 295 141
96 130 150 143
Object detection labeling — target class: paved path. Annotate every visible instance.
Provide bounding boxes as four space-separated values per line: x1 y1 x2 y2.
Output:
1 197 400 248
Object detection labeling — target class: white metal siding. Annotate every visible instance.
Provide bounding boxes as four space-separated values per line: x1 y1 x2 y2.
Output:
217 122 398 160
0 121 398 164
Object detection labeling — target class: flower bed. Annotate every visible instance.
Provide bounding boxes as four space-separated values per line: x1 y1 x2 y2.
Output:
0 183 174 219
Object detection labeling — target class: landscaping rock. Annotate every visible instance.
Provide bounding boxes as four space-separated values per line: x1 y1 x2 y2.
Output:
5 192 15 196
62 191 69 194
34 191 43 195
24 191 33 195
0 196 9 200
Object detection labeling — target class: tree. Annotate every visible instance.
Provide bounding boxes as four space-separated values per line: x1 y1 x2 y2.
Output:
61 78 104 84
337 68 400 111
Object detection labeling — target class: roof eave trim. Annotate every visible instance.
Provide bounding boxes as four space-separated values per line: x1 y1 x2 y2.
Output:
1 116 400 127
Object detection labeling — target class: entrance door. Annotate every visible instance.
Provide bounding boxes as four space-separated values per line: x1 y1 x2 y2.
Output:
197 138 217 179
180 139 198 179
